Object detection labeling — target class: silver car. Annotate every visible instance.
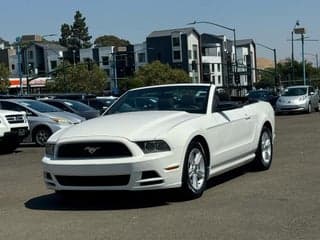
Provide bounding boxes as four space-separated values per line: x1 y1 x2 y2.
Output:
276 85 319 114
0 99 85 146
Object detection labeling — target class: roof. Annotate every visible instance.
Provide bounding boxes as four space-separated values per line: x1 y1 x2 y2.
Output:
148 27 199 38
235 39 255 46
34 42 67 51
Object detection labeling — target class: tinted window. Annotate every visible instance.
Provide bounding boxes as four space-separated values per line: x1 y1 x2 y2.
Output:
62 100 94 111
18 100 62 113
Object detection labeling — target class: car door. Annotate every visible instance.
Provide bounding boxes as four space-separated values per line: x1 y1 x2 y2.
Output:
206 92 254 168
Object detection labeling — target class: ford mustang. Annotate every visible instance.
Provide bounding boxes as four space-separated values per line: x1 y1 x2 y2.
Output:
42 84 275 199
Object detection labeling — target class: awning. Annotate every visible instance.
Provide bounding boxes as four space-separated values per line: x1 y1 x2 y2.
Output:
9 77 48 88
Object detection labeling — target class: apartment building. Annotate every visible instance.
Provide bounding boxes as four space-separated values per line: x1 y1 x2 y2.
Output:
146 27 201 83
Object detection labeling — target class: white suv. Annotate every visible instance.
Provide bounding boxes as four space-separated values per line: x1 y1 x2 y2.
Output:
0 110 29 153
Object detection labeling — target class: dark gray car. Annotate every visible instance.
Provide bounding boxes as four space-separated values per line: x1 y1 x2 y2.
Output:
41 99 100 120
0 99 85 146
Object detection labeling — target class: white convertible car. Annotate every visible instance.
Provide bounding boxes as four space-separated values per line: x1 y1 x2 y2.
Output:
42 84 275 199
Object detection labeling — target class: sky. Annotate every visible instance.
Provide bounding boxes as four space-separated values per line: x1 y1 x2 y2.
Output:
1 0 320 63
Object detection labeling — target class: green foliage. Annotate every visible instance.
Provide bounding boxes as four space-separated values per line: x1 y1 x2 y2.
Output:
130 61 191 88
258 59 320 88
0 63 10 93
59 11 92 50
46 62 106 94
94 35 130 47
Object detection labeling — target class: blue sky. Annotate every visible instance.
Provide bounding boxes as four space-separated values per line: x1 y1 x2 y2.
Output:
1 0 320 62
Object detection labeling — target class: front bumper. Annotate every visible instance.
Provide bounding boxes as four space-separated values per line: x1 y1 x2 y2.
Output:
276 102 308 112
42 149 183 191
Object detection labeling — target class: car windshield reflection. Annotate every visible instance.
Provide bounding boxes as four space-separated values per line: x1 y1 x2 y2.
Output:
106 85 210 115
282 87 307 96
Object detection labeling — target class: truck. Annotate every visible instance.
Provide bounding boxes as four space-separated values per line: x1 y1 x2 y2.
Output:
0 110 30 153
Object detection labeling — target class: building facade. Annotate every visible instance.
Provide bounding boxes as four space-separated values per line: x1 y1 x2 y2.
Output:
146 27 201 83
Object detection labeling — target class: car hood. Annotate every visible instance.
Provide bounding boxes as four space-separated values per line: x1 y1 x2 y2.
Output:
43 111 85 123
54 111 201 141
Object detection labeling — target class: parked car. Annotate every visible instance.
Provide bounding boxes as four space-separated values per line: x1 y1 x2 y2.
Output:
276 85 319 114
40 99 100 120
0 109 29 152
82 96 118 114
248 89 279 108
0 99 85 146
42 84 275 199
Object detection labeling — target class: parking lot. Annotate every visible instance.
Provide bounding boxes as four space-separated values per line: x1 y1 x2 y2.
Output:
0 113 319 240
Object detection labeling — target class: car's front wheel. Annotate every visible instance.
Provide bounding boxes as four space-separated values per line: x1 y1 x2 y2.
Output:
181 140 208 199
253 126 273 170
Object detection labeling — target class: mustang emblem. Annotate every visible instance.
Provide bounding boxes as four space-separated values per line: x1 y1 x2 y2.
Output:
84 146 101 154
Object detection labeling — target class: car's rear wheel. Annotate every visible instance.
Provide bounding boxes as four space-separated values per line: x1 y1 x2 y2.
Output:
180 140 208 199
253 126 273 170
34 127 52 146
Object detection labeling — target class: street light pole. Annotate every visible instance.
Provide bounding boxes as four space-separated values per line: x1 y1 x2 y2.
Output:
15 37 23 95
301 34 306 85
186 20 238 88
291 20 300 82
294 26 306 85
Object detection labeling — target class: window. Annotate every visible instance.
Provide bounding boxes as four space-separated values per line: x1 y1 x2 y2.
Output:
173 50 181 61
138 53 146 63
218 76 221 84
172 37 180 47
11 64 15 70
50 60 57 69
28 51 33 60
204 47 218 56
102 56 109 66
188 50 192 59
217 64 221 72
203 63 210 74
212 64 215 73
212 76 216 84
193 45 198 59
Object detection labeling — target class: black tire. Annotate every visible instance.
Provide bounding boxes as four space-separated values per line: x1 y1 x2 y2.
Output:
180 140 208 199
34 127 52 146
253 126 273 170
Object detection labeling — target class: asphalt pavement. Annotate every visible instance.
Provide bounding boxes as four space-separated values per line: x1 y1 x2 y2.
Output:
0 113 319 240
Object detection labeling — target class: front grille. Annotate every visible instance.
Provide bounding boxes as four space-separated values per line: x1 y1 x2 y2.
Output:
6 114 24 124
57 141 132 159
55 175 130 186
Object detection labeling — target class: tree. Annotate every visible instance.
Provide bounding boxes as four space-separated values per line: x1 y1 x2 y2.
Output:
126 61 191 89
0 63 10 93
94 35 130 47
59 11 92 50
46 62 106 94
59 23 72 49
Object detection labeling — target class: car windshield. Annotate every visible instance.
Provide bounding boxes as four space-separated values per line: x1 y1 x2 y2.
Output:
20 100 62 113
62 100 94 111
282 87 307 96
106 85 210 115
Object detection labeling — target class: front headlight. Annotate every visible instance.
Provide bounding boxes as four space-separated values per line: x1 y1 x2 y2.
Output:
51 117 72 125
45 143 55 157
298 95 307 101
136 140 171 154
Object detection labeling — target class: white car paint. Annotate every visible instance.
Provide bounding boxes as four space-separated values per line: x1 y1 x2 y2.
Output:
42 84 275 194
